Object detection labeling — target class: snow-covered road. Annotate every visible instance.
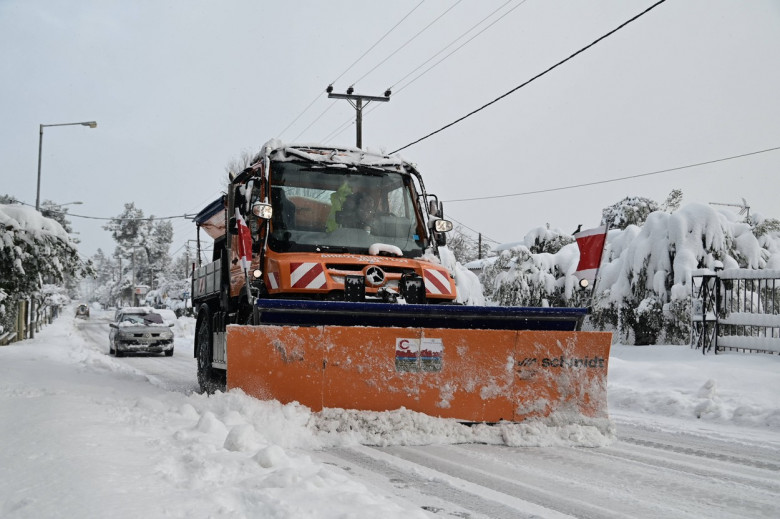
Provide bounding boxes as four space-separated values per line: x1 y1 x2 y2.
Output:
317 422 780 518
48 313 780 518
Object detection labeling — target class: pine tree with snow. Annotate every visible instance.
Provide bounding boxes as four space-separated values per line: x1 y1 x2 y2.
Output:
103 203 174 293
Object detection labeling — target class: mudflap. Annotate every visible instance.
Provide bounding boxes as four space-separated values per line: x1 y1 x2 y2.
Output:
226 324 611 423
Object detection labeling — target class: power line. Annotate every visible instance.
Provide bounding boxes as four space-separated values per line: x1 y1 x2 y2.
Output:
391 0 668 154
448 215 501 244
292 101 339 142
311 0 463 143
331 0 426 86
390 0 523 93
12 200 196 221
279 0 426 139
349 0 463 87
444 144 780 203
321 0 529 145
278 94 323 140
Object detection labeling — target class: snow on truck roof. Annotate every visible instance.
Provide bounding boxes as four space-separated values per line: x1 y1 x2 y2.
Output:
261 140 413 171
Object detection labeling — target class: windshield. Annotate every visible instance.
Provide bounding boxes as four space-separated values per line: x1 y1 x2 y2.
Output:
120 312 163 325
263 161 428 256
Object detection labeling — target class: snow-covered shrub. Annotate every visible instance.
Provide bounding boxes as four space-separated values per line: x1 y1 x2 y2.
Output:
488 200 780 345
0 204 88 332
602 196 660 230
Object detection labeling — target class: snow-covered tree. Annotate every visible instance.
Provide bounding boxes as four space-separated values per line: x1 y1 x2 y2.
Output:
602 196 661 230
103 203 174 292
0 203 89 332
481 225 581 307
525 224 575 254
488 197 780 345
39 200 75 235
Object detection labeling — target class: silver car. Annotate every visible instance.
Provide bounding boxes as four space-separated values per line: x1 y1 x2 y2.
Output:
109 308 174 357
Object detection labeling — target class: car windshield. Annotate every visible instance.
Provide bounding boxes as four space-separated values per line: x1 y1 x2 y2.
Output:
121 312 163 325
261 161 428 256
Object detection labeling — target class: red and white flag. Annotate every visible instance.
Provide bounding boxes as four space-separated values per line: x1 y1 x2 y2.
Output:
574 225 608 285
235 208 252 274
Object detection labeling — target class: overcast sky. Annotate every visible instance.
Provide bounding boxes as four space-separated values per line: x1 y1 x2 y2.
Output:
2 0 779 260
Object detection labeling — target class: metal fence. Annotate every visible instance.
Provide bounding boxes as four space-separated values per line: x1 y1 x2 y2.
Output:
691 269 780 354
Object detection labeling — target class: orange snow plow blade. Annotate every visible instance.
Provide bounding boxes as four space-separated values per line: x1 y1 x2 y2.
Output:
226 324 611 423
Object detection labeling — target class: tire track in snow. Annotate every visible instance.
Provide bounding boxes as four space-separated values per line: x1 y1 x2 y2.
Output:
320 428 780 519
319 445 566 519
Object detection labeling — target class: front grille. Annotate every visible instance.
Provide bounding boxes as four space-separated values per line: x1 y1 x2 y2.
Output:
326 264 416 275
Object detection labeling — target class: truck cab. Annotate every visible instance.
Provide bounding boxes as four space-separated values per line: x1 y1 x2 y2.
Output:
193 143 456 315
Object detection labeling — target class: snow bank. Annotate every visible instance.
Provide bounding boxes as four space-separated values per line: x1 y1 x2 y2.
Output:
608 344 780 429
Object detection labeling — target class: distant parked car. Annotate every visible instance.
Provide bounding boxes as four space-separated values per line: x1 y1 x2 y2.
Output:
109 307 174 357
75 304 90 319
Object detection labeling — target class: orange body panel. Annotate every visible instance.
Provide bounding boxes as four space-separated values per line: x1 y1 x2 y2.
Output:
227 325 611 422
262 250 457 301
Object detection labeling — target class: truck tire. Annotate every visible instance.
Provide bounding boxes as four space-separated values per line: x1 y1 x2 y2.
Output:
196 306 219 394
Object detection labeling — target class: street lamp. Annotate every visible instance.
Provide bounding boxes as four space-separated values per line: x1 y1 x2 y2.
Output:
36 121 97 211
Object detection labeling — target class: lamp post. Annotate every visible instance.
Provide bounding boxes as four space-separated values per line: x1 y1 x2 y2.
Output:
36 121 97 211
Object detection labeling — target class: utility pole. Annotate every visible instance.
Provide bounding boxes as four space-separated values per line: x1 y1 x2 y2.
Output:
327 85 390 148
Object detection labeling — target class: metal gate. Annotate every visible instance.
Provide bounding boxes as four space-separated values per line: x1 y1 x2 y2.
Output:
691 269 780 354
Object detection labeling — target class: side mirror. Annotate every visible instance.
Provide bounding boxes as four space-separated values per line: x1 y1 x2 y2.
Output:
109 323 118 329
428 218 452 247
434 219 453 233
252 202 273 220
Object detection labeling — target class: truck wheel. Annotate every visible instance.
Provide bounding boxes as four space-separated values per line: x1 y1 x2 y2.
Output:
196 307 219 394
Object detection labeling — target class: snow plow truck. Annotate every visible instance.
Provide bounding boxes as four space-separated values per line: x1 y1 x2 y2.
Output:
191 140 611 423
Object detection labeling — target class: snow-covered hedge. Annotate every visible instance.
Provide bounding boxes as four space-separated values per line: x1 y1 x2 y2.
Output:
483 203 780 345
0 204 87 331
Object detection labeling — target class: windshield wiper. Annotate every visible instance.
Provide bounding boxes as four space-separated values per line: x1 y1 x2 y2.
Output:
315 245 349 253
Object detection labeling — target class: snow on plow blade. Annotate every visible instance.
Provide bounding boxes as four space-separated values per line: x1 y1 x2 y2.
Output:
227 300 611 423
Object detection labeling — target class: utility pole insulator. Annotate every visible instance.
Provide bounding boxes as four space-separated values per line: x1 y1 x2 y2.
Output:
327 89 390 149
